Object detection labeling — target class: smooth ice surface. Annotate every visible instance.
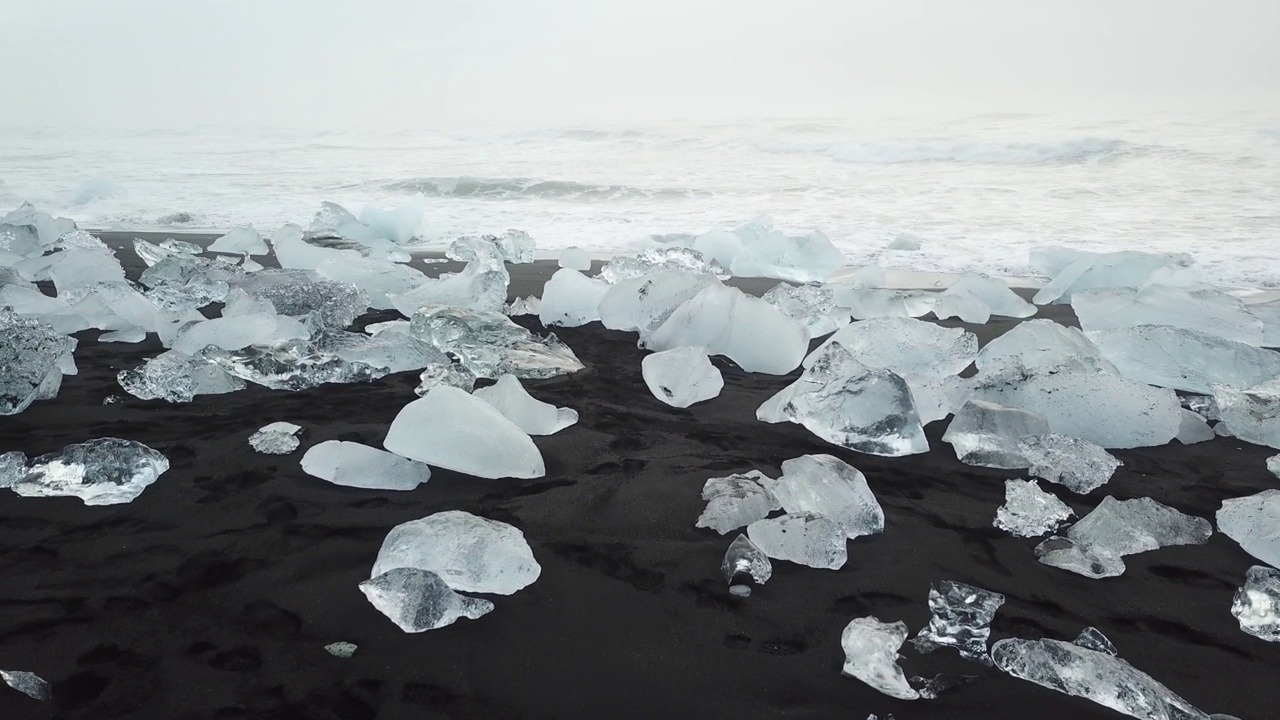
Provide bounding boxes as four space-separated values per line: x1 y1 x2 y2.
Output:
248 421 302 454
209 226 269 256
8 438 169 505
301 440 431 491
840 617 920 700
473 375 578 435
320 326 445 374
538 268 609 327
646 284 807 374
1232 565 1280 642
912 580 1006 664
200 339 387 391
1214 378 1280 450
641 346 723 408
746 512 847 570
370 510 540 595
243 277 369 330
1176 410 1215 445
0 669 50 701
597 270 718 338
0 309 75 415
1254 298 1280 347
558 246 591 271
760 343 928 457
995 479 1075 537
696 471 781 534
414 361 477 395
1019 433 1123 494
384 386 545 479
1037 496 1212 578
730 229 846 283
316 257 428 310
806 317 977 377
359 567 494 633
410 306 584 380
721 534 772 587
943 399 1050 469
1089 325 1280 394
763 454 884 540
992 637 1210 720
905 373 974 425
1217 489 1280 568
392 256 508 315
1074 285 1263 346
118 350 246 403
761 282 850 338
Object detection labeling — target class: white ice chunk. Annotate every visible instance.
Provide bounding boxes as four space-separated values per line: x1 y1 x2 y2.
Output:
301 440 430 491
761 282 850 338
248 422 302 454
904 373 974 424
1018 433 1123 494
911 580 1006 664
995 479 1075 537
746 512 847 570
1030 247 1197 305
272 223 365 270
646 283 808 375
358 196 424 245
370 510 540 594
722 533 772 590
415 361 477 395
506 295 541 317
306 201 411 262
1213 378 1280 450
831 287 937 320
930 284 992 324
940 274 1036 319
691 229 743 269
558 246 592 271
1252 298 1280 348
1089 325 1280 394
641 346 723 408
360 567 493 632
473 374 578 435
383 386 545 479
805 317 977 378
597 270 719 337
1217 489 1280 568
943 399 1050 468
1269 454 1280 479
1232 565 1280 642
538 268 609 327
0 669 49 701
7 438 169 506
209 226 269 256
762 454 884 540
1036 496 1212 578
840 617 920 700
1175 410 1215 445
391 257 508 315
730 229 846 283
1074 285 1263 346
324 642 357 658
696 470 781 534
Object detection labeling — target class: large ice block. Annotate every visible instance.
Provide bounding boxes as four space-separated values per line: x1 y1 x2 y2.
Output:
473 375 578 435
370 510 541 594
645 283 808 374
696 471 781 534
316 256 427 310
209 226 269 256
746 512 847 570
806 317 978 378
538 268 610 327
1018 433 1122 494
942 399 1050 468
1217 489 1280 568
935 273 1037 321
200 339 387 391
1074 285 1263 346
360 567 493 632
384 386 545 479
409 306 584 380
1088 325 1280 394
911 580 1006 664
995 479 1075 537
762 454 884 540
1030 247 1197 305
840 617 920 700
1213 378 1280 449
7 438 169 506
1232 565 1280 642
641 346 724 408
301 440 431 491
1036 496 1212 578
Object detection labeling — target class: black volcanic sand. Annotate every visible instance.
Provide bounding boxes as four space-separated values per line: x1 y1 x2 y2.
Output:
0 231 1277 720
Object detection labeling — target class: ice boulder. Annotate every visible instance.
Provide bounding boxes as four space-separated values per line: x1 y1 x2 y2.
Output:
1176 410 1215 445
7 438 169 506
316 256 428 310
384 386 545 479
306 201 411 262
641 346 724 408
1088 325 1280 394
0 309 77 415
975 319 1114 375
730 229 846 283
360 567 493 632
995 479 1074 537
118 349 245 403
840 617 919 700
538 268 609 327
370 510 540 594
646 284 808 375
1213 378 1280 449
831 287 937 320
942 400 1050 468
1036 496 1212 578
762 454 884 540
358 196 425 245
558 246 591 271
1030 247 1197 305
171 314 310 355
473 375 578 435
1074 285 1263 346
806 317 977 378
1217 489 1280 568
598 247 723 284
302 440 430 491
597 270 719 337
747 512 847 570
1232 565 1280 642
696 471 781 534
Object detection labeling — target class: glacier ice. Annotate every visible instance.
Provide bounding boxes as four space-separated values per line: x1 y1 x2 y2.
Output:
118 350 245 403
209 226 269 256
762 454 884 540
241 277 370 330
1213 378 1280 450
384 386 545 479
1231 565 1280 642
641 346 723 408
1216 489 1280 568
558 246 591 271
392 255 508 315
597 270 719 338
1252 298 1280 347
201 339 387 391
301 440 430 491
942 399 1051 469
995 479 1075 537
1088 325 1280 394
645 283 808 374
805 317 978 378
506 295 541 316
761 282 850 338
319 326 445 375
840 617 919 700
911 580 1006 664
305 201 411 262
1074 285 1263 346
906 373 975 425
1018 433 1122 494
0 669 49 701
7 438 169 506
598 247 724 284
0 309 76 415
415 361 477 395
1036 496 1212 578
730 229 846 283
360 567 493 632
1175 410 1215 445
722 533 772 594
370 510 540 594
746 512 847 570
473 374 578 435
409 306 584 380
696 471 781 534
1030 247 1197 305
446 230 534 265
538 268 609 327
272 222 364 270
0 452 26 488
248 421 302 455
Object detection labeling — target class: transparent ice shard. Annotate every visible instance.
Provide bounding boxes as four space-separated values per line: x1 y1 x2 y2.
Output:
201 339 387 391
930 283 992 324
1213 378 1280 450
730 229 846 283
597 270 719 337
1074 285 1263 346
317 326 445 374
642 346 723 408
248 421 302 455
746 512 847 570
1088 325 1280 394
370 510 541 594
995 479 1075 537
391 257 509 315
598 247 724 284
558 246 591 271
506 295 540 317
722 534 772 592
1182 394 1220 421
538 268 609 327
762 454 884 540
911 581 1005 664
118 349 245 403
0 669 49 701
359 567 494 632
696 470 781 534
409 306 584 380
384 386 545 479
904 372 974 424
0 308 76 414
63 280 198 339
762 282 850 338
839 617 920 700
1217 489 1280 568
943 399 1051 468
1175 410 1215 445
691 229 742 269
473 375 577 435
646 283 808 374
240 277 369 331
1018 433 1123 494
0 451 27 488
415 361 477 395
805 317 978 378
1036 496 1212 578
8 438 169 505
358 196 425 245
209 226 269 256
301 440 430 491
447 230 534 265
1073 627 1118 655
1231 565 1280 642
305 201 411 262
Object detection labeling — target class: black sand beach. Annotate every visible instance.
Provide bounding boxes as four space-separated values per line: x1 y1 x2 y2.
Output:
0 232 1277 720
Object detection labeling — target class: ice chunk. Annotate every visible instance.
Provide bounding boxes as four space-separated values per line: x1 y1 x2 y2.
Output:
1073 627 1118 655
1269 454 1280 479
696 470 781 534
940 274 1036 319
762 454 883 540
324 642 357 658
358 196 424 245
370 510 540 594
316 256 427 310
538 268 609 327
1 202 74 251
248 421 302 455
360 567 494 632
506 295 540 317
995 479 1075 537
139 252 236 309
930 283 992 324
645 284 807 374
1176 410 1215 445
1074 286 1263 346
806 317 977 377
722 534 772 592
209 226 268 256
760 343 928 457
597 270 719 337
887 235 921 251
1252 298 1280 347
1232 565 1280 642
63 280 197 339
0 669 49 701
410 306 583 380
1018 433 1122 494
840 617 920 700
1182 394 1220 421
1213 378 1280 450
641 346 723 408
306 201 411 262
1089 325 1280 394
473 375 577 435
746 513 847 570
992 637 1210 720
1036 496 1212 578
0 452 27 488
761 282 850 338
272 222 365 270
172 313 310 355
447 230 534 265
301 440 430 491
943 400 1051 468
905 373 974 424
240 277 369 330
558 246 591 271
975 319 1115 375
691 229 743 268
911 581 1006 664
415 361 477 395
730 229 846 283
8 438 169 506
318 327 445 374
1030 246 1197 305
1217 489 1280 568
392 257 508 315
832 287 937 320
384 386 545 479
0 309 76 415
118 350 245 403
200 338 388 391
598 247 724 284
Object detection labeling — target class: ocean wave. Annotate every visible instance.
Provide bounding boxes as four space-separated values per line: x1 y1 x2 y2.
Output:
381 177 710 201
757 137 1137 165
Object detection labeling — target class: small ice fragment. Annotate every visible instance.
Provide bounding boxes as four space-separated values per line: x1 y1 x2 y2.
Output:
911 580 1005 664
9 438 169 505
209 226 269 256
506 295 540 317
696 471 781 534
1030 246 1196 305
1176 410 1215 445
0 669 50 701
746 512 847 570
641 346 723 408
840 617 920 700
1217 489 1280 568
473 374 578 435
324 642 357 658
102 395 122 405
370 510 540 594
1018 433 1122 494
558 246 591 271
721 534 772 589
646 283 808 375
1182 394 1221 421
761 282 850 338
415 361 477 395
1232 565 1280 642
994 480 1075 537
1074 627 1118 655
762 454 884 540
1036 496 1212 578
943 399 1050 468
301 440 431 491
248 421 302 455
538 268 609 327
384 386 545 479
359 567 494 632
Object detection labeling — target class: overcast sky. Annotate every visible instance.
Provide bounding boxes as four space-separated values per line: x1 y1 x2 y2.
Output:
2 0 1277 128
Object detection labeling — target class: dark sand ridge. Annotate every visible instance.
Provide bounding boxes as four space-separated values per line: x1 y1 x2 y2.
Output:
0 231 1276 719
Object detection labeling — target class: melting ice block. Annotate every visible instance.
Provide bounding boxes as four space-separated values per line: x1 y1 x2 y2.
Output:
1213 378 1280 450
8 438 169 505
995 479 1074 537
0 309 75 415
1018 433 1122 494
302 440 431 491
384 386 545 479
117 350 246 403
598 270 719 337
319 326 445 374
409 306 584 380
473 375 578 435
1232 565 1280 642
1036 496 1212 578
646 283 808 374
249 422 302 454
730 229 846 283
1217 489 1280 568
805 317 978 377
370 510 540 594
943 399 1050 468
1073 627 1118 655
392 257 509 315
763 454 884 540
558 246 591 271
210 226 269 256
447 230 534 265
1089 325 1280 394
1175 410 1215 445
241 277 370 330
840 617 920 700
912 580 1006 664
696 471 781 534
641 346 723 408
1269 455 1280 479
746 512 847 569
722 534 772 594
1074 285 1263 346
762 282 850 338
0 669 50 701
360 567 493 632
506 295 540 317
538 268 609 327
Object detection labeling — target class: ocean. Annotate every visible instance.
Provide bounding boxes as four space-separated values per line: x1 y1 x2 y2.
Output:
2 112 1278 287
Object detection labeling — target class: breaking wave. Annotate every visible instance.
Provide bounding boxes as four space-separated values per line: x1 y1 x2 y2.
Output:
757 137 1138 165
381 177 709 202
